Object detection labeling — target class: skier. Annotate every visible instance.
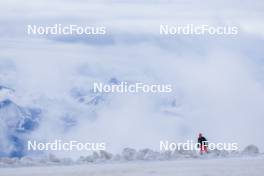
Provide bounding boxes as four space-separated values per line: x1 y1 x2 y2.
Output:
197 133 208 154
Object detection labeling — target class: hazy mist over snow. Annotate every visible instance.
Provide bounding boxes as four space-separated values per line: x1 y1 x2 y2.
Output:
0 0 264 158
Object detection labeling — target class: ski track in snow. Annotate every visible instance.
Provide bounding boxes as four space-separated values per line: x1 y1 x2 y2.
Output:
0 157 264 176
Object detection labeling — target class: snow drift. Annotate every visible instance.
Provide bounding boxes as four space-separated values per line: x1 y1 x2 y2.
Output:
0 145 261 167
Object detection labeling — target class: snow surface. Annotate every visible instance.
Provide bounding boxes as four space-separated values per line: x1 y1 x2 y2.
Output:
0 156 264 176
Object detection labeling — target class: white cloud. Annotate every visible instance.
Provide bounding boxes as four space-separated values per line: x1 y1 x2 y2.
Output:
0 0 264 157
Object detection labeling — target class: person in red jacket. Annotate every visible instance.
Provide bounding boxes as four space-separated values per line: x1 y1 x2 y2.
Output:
197 133 208 154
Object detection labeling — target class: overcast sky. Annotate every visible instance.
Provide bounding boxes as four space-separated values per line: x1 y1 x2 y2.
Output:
0 0 264 156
